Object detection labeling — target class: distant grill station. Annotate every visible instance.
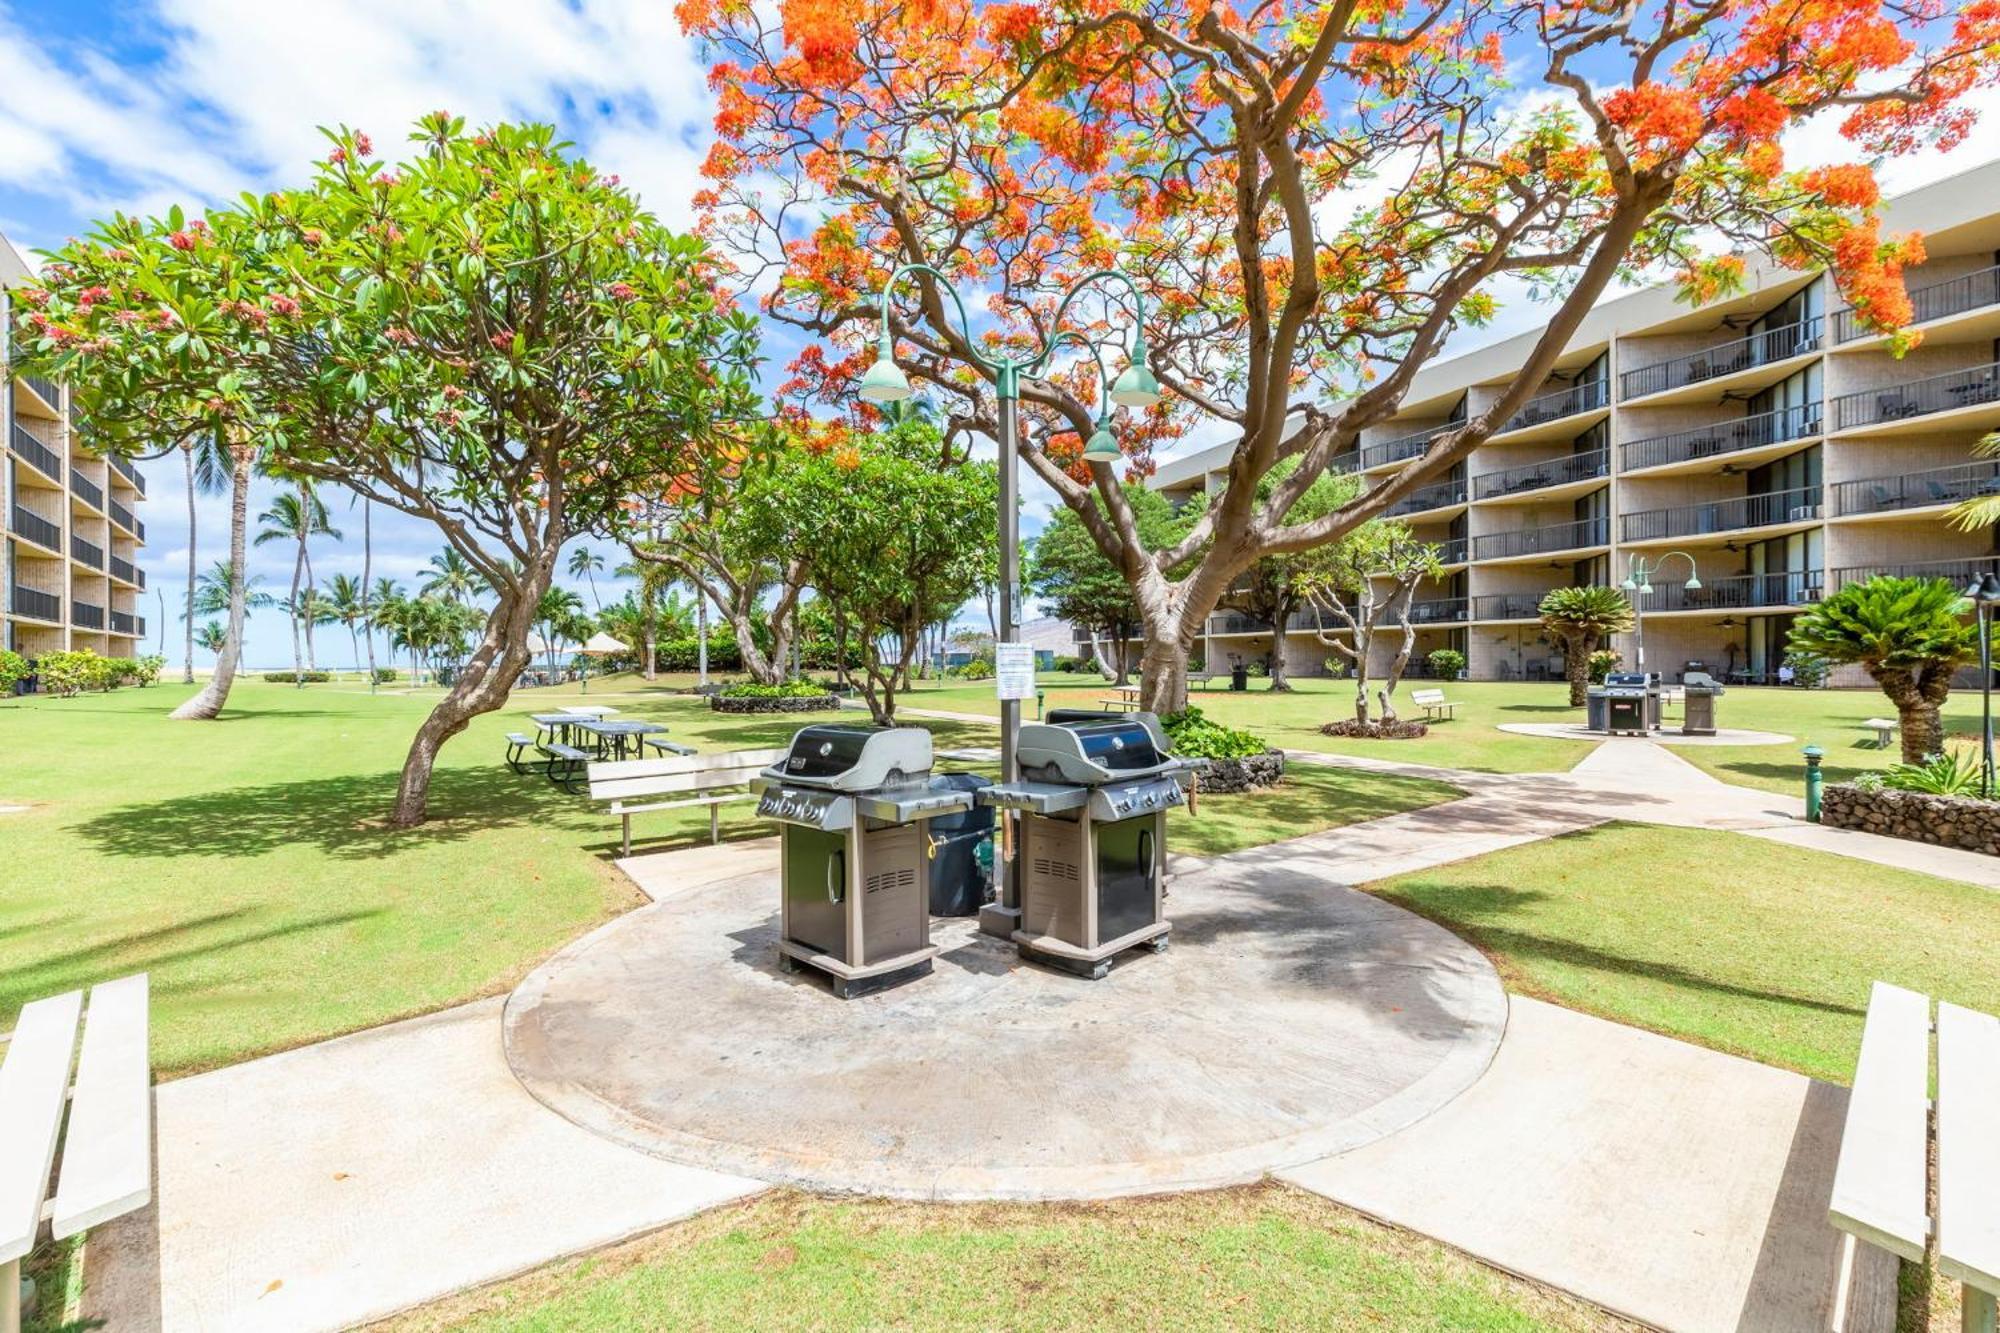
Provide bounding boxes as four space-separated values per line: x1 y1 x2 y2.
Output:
754 725 974 998
1590 671 1664 735
980 710 1194 979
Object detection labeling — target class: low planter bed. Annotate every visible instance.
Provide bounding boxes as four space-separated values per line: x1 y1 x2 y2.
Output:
709 692 842 714
1820 784 2000 857
1189 749 1286 794
1319 718 1430 741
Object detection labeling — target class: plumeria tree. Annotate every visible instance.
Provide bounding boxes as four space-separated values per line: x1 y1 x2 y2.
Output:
682 0 1998 710
1302 525 1443 723
15 114 762 825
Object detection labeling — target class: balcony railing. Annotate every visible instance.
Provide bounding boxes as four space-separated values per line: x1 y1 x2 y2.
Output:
9 421 62 482
1833 361 2000 430
1621 484 1823 542
1834 263 2000 341
108 454 146 495
1831 556 2000 589
14 371 62 410
1360 424 1449 470
110 554 137 584
1208 612 1271 635
1471 593 1548 621
1472 448 1608 501
1831 460 2000 517
10 504 61 551
1385 477 1468 518
71 471 104 511
109 499 137 535
72 601 104 630
1436 537 1468 565
135 566 147 590
1638 570 1823 613
10 584 60 622
110 610 137 636
1619 318 1825 400
1409 597 1468 624
1470 516 1609 560
1620 402 1822 473
71 532 104 570
1500 378 1608 433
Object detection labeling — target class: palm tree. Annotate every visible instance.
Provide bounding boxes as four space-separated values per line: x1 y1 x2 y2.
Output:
536 586 586 674
568 545 606 612
1539 586 1636 707
420 550 484 606
326 573 367 674
613 553 679 680
354 496 379 688
1788 576 1984 762
1948 431 2000 533
179 429 231 684
369 577 404 670
283 586 338 672
189 560 274 620
196 621 228 655
254 488 341 682
171 430 258 721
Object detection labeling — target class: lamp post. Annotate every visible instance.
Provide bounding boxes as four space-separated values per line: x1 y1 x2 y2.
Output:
1963 573 2000 798
1619 551 1702 674
860 265 1159 937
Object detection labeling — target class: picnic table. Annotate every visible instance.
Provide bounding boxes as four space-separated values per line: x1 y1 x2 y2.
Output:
558 705 619 719
576 718 669 761
530 712 593 748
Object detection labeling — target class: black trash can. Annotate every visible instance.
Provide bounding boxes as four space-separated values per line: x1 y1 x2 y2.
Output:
1230 665 1249 691
927 773 994 916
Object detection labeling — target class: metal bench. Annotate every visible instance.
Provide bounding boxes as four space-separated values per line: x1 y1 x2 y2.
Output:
1411 688 1456 721
587 748 787 856
1863 718 1898 749
3 974 153 1332
543 742 592 793
1829 982 2000 1332
504 731 542 775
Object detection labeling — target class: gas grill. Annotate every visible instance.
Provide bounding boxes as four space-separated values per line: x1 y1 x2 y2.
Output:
978 710 1195 978
1591 671 1662 735
753 725 975 998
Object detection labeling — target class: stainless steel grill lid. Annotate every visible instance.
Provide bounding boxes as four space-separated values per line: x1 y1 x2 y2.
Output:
1015 716 1177 786
765 725 935 791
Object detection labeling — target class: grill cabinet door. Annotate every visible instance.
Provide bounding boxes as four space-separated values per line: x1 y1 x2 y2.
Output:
1095 815 1158 944
784 825 849 961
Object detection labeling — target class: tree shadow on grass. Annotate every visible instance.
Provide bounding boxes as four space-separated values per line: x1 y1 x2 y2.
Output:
73 765 588 862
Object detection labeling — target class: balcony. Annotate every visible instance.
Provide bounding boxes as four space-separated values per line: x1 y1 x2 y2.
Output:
1473 448 1608 501
1831 460 2000 517
1409 597 1468 624
1621 484 1823 543
10 421 62 483
71 532 104 570
109 499 139 536
1638 570 1823 613
13 371 62 410
108 455 146 495
1834 263 2000 342
1471 593 1548 621
1470 516 1609 561
1831 556 2000 589
110 610 138 636
110 554 138 584
1832 361 2000 431
10 504 62 552
1384 477 1468 518
1619 319 1824 400
10 584 61 622
1434 537 1468 565
72 601 105 630
1360 424 1449 470
1620 402 1822 473
71 471 105 512
1208 612 1271 635
1499 378 1608 434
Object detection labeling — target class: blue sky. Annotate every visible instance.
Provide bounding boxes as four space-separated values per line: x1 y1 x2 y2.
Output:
3 1 1994 668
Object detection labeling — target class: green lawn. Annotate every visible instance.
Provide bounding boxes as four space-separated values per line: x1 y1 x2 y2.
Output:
1660 685 1988 795
387 1185 1629 1333
1170 762 1461 857
1368 822 2000 1084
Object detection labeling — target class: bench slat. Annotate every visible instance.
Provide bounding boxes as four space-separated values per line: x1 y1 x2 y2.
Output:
1938 1001 2000 1296
590 767 768 801
1829 981 1932 1263
0 989 83 1264
51 975 152 1240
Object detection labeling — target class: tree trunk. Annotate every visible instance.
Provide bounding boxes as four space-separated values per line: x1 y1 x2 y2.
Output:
361 502 378 688
1875 667 1943 763
182 446 197 685
1564 633 1590 707
389 553 555 827
1268 605 1294 692
696 594 709 686
171 451 251 720
1137 632 1190 714
1092 635 1118 681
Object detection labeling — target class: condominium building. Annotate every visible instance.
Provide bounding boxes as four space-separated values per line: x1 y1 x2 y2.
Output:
3 232 150 661
1151 158 2000 685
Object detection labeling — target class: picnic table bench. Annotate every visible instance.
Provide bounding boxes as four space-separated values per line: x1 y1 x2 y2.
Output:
588 747 788 855
3 974 153 1331
1829 981 2000 1332
1411 688 1456 721
1863 718 1898 749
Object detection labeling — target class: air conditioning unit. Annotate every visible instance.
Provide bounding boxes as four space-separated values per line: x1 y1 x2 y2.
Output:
1788 504 1823 522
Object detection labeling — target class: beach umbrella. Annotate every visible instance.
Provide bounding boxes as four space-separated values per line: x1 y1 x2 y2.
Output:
576 632 628 693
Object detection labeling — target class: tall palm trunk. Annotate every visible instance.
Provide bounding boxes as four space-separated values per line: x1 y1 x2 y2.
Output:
287 543 305 685
172 449 251 720
361 501 378 688
182 445 197 685
298 484 318 678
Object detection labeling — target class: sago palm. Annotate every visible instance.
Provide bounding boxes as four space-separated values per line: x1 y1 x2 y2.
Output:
1787 575 1983 763
1539 585 1636 707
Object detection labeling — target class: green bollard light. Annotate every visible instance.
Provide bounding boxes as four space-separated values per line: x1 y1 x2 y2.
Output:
1803 744 1824 822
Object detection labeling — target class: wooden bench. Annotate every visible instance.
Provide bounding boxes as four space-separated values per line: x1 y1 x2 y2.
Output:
1829 982 2000 1332
2 974 153 1331
1863 718 1898 749
587 748 787 856
1411 688 1456 722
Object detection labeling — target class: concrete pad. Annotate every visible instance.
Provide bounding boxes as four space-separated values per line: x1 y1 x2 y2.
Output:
1500 721 1795 746
82 999 763 1333
1747 822 2000 891
504 853 1509 1201
616 836 780 903
1281 997 1898 1333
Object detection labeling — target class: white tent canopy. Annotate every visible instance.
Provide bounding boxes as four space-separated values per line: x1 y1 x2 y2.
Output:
578 632 628 656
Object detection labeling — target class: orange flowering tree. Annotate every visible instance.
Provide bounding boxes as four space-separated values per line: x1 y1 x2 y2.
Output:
681 0 1999 707
14 115 762 825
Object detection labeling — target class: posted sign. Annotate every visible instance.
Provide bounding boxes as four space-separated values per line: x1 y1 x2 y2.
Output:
994 643 1037 701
